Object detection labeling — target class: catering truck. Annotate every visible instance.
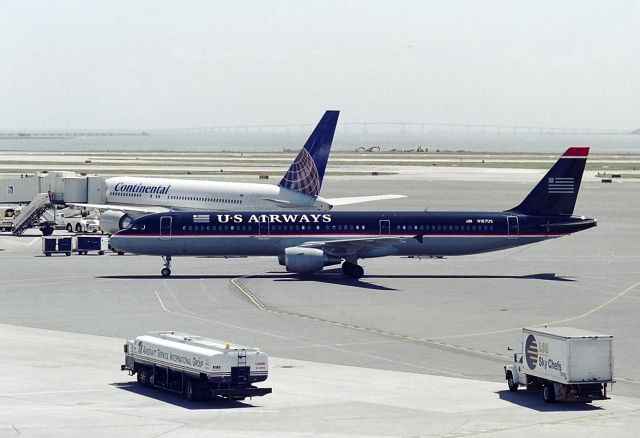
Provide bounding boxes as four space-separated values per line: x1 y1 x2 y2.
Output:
122 331 272 401
504 327 614 403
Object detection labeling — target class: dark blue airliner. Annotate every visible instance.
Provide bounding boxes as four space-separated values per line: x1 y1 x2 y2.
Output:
110 147 596 278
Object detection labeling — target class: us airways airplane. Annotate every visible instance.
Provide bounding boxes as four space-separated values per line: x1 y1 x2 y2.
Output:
109 147 596 279
71 110 404 233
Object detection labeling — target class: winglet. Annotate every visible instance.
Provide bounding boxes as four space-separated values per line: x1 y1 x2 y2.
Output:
279 110 339 197
508 147 590 216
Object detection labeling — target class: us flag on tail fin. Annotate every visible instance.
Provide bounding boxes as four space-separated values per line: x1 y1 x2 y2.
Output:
548 177 575 194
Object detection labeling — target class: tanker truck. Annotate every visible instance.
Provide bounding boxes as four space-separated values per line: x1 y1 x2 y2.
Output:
122 331 272 401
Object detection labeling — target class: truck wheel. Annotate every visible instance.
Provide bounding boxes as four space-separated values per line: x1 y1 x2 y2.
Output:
66 224 73 232
0 227 6 232
507 375 518 392
76 223 83 232
543 383 556 403
137 367 151 387
98 250 104 255
184 379 197 401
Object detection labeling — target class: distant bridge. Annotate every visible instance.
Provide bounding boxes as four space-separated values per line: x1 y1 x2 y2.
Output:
0 132 149 138
174 122 632 135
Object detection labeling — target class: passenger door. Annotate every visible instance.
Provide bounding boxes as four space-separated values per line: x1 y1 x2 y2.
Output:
258 217 269 239
160 216 172 240
507 216 519 239
379 219 390 235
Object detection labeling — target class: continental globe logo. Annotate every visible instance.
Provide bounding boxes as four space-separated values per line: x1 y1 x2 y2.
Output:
525 334 539 369
280 149 320 197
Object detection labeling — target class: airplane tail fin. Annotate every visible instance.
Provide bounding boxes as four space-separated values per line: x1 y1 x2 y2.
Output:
279 110 339 197
508 147 589 216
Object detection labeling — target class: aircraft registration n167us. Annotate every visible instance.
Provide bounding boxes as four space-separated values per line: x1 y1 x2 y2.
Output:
109 147 596 279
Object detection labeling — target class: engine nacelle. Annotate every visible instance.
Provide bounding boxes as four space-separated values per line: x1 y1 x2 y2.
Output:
283 246 340 273
99 210 133 234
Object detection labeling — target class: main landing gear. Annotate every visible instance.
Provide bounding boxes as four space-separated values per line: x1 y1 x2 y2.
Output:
161 256 172 278
342 261 364 279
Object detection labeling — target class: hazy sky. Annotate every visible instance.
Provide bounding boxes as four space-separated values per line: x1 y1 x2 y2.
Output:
2 1 639 130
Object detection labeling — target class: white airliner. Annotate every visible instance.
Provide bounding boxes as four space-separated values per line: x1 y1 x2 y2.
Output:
71 111 404 233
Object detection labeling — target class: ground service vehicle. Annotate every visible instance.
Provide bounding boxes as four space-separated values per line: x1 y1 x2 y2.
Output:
122 331 272 401
0 217 14 232
59 215 100 233
42 236 73 256
505 327 614 403
0 207 19 231
76 235 109 255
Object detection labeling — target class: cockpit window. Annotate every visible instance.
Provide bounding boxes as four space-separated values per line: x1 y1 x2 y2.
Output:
128 222 145 231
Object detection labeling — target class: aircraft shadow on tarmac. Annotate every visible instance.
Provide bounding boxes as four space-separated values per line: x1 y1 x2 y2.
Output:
111 382 258 410
97 271 573 292
96 272 399 291
496 390 604 412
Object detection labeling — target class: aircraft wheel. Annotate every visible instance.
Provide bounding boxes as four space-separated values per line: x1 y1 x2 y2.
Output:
342 262 364 279
161 268 171 278
341 261 355 275
353 265 364 279
66 224 73 232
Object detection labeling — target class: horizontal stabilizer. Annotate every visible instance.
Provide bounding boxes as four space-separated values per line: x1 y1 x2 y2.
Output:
327 194 406 206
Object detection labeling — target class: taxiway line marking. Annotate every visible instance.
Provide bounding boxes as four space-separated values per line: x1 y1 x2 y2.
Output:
230 275 510 361
152 290 289 339
429 280 640 341
544 281 640 326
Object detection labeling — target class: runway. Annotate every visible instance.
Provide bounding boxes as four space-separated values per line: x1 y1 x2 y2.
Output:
1 173 639 436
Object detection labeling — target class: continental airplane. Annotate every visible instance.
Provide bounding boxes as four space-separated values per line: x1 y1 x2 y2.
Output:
109 147 596 278
70 110 404 233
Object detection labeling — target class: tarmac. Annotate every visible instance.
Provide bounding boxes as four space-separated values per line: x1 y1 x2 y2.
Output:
1 171 639 437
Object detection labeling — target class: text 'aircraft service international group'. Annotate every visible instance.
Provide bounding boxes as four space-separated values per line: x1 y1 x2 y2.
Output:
109 147 597 279
71 111 404 233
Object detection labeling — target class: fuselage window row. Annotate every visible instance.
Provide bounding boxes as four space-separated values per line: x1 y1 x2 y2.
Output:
176 224 494 232
394 224 495 232
175 223 498 233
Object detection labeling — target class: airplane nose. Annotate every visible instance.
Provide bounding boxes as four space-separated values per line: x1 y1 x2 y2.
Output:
108 235 123 251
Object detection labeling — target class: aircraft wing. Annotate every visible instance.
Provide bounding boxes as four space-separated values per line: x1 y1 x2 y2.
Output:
66 202 170 215
326 194 406 206
299 235 414 258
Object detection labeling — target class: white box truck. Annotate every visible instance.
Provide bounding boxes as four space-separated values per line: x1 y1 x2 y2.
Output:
504 327 614 403
122 331 272 401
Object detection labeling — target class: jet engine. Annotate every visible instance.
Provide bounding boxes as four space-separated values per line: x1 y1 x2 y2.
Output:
99 210 134 234
282 247 340 273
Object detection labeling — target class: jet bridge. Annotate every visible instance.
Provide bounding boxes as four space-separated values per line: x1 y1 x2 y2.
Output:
0 171 106 204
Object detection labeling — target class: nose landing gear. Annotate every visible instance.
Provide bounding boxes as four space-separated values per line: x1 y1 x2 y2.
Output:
342 261 364 279
161 256 172 277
